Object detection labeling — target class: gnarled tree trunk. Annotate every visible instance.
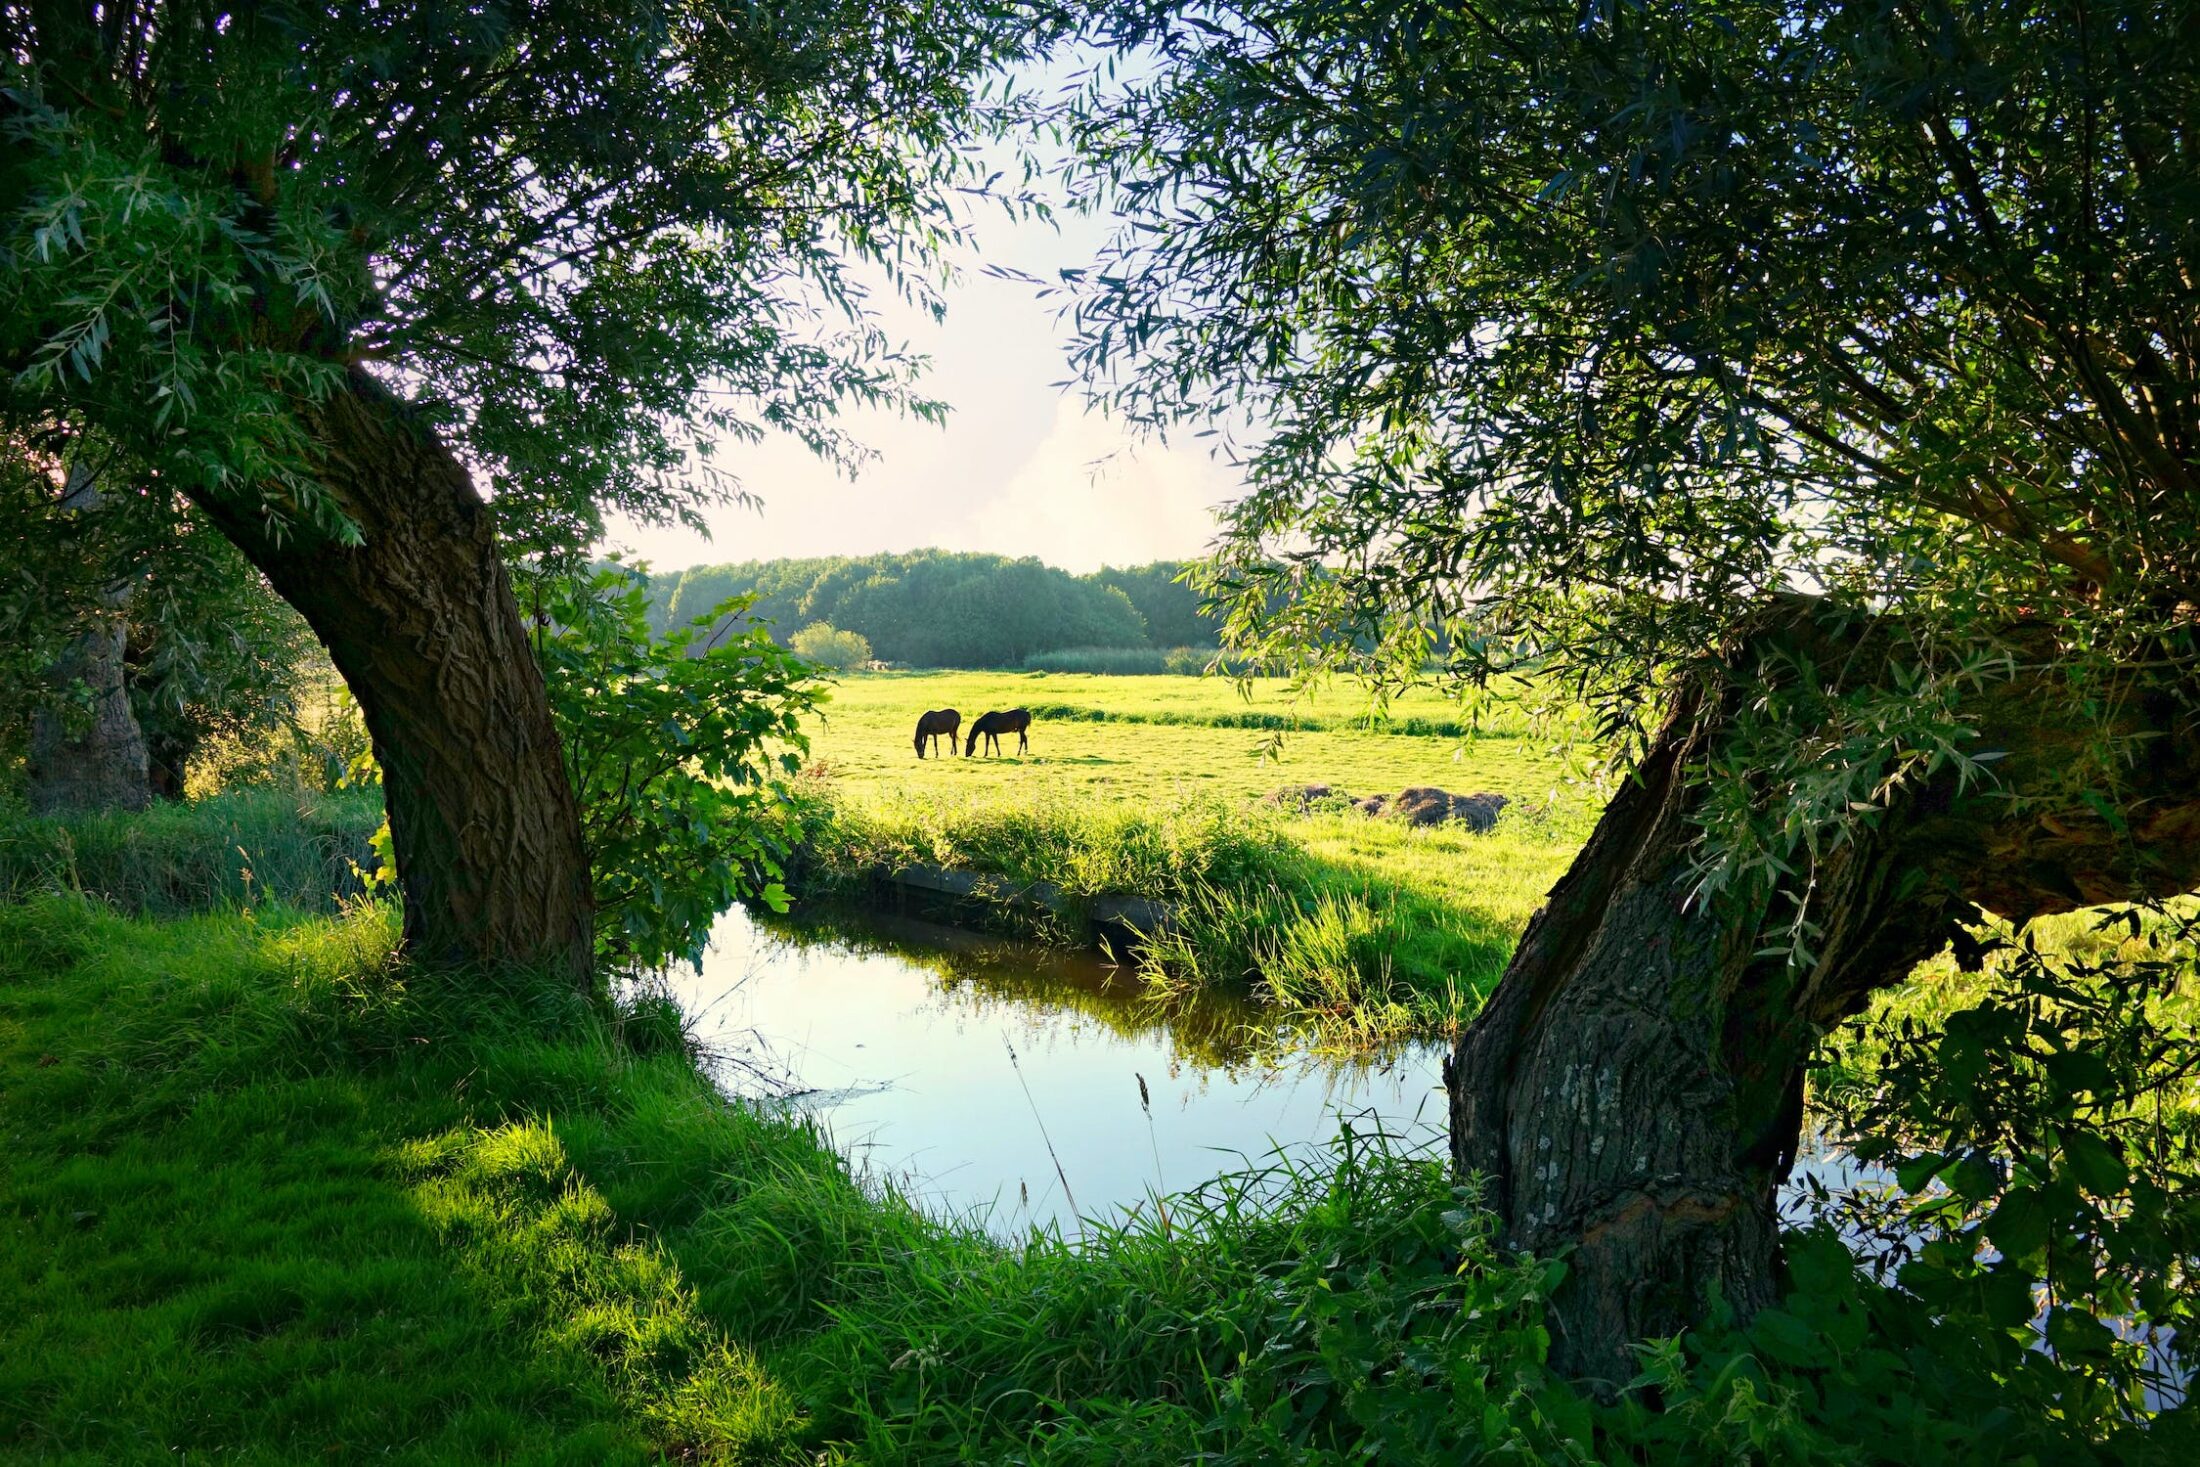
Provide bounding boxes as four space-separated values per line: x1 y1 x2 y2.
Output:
1447 608 2200 1390
26 463 151 816
188 368 593 983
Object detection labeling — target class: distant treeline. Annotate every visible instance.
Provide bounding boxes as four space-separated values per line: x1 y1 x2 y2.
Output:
644 552 1222 668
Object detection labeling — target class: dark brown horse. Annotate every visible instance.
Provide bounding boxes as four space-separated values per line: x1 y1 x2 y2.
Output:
965 707 1030 757
913 708 961 758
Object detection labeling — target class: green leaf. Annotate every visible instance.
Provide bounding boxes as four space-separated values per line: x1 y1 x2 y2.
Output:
1983 1187 2051 1263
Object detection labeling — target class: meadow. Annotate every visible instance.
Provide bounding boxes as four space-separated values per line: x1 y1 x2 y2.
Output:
792 671 1602 1045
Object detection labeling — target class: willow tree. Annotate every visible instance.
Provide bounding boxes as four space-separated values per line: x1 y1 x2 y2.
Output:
2 1 1042 979
1066 0 2200 1383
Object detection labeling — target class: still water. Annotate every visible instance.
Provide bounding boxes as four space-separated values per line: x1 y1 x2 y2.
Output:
659 905 1449 1235
657 906 2185 1403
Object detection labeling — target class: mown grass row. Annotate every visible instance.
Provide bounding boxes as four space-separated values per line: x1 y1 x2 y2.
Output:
5 893 2166 1464
1023 699 1527 740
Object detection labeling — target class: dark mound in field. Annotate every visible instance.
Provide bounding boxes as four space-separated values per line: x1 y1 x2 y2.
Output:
1263 783 1343 812
1267 783 1510 831
1354 787 1509 832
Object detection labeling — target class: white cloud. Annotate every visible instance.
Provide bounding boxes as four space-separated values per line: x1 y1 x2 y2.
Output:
951 402 1238 573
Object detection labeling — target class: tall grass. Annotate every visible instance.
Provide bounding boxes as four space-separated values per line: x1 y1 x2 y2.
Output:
3 893 2164 1465
0 787 384 915
801 791 1541 1045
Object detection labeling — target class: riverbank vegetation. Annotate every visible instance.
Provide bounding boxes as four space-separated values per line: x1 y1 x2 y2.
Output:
5 887 2182 1464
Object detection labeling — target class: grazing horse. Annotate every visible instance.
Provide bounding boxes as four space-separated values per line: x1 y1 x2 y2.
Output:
913 708 961 759
965 707 1031 757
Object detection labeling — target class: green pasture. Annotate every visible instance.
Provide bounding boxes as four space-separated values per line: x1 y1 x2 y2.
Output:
791 672 1597 1046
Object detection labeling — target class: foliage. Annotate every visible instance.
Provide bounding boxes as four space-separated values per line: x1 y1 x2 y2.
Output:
1810 909 2200 1419
789 621 871 670
180 677 374 801
4 893 2182 1463
1 1 1055 564
531 567 822 973
655 550 1157 668
1062 0 2200 850
1083 559 1221 648
0 446 319 798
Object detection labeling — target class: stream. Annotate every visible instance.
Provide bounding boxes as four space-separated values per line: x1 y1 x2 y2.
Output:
660 904 1447 1234
661 904 1855 1237
654 904 2184 1405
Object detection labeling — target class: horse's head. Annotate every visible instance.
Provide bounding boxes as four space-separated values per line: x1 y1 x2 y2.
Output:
964 727 980 757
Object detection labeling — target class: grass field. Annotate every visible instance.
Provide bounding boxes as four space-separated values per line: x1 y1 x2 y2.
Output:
789 672 1598 1046
808 670 1569 799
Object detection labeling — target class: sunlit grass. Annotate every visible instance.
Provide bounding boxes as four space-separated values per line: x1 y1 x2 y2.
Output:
3 895 2158 1464
790 671 1595 1046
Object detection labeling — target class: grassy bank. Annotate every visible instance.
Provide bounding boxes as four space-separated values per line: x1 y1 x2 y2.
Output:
6 896 2171 1463
801 791 1579 1046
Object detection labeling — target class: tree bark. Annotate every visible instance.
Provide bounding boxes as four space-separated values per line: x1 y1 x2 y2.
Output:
26 463 152 816
1447 606 2200 1391
187 368 594 983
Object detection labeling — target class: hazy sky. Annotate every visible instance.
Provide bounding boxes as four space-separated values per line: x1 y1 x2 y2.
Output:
601 169 1244 578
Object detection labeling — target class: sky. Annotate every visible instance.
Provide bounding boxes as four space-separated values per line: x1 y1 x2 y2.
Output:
599 170 1246 579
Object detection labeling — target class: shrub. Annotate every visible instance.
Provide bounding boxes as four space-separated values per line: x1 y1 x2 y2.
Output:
791 622 872 671
535 569 825 973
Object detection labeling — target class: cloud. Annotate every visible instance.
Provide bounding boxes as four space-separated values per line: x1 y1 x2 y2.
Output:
952 402 1239 573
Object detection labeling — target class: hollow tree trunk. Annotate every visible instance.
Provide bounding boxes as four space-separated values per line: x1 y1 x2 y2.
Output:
1447 606 2200 1390
26 463 151 816
186 367 593 983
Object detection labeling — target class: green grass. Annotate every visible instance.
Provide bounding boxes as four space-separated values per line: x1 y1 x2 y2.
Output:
0 788 382 916
794 671 1594 1046
3 895 2169 1465
0 895 1587 1464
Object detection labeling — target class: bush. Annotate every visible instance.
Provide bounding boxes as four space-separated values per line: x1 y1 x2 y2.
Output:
536 569 825 972
790 622 872 670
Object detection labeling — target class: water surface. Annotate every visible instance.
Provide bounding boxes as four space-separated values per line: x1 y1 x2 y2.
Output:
662 905 1447 1234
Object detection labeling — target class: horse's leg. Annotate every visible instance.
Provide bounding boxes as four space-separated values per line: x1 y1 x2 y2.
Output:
1018 729 1029 754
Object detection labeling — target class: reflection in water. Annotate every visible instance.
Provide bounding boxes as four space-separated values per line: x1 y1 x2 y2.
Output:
661 905 1448 1235
661 909 2184 1405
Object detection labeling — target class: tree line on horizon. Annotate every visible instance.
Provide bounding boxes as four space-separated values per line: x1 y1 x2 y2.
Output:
643 551 1221 669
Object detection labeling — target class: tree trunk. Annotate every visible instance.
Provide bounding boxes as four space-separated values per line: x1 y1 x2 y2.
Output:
1447 607 2200 1391
26 464 152 816
187 368 594 983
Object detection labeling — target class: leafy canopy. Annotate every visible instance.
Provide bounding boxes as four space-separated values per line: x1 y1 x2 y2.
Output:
1063 0 2199 733
3 0 1054 558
